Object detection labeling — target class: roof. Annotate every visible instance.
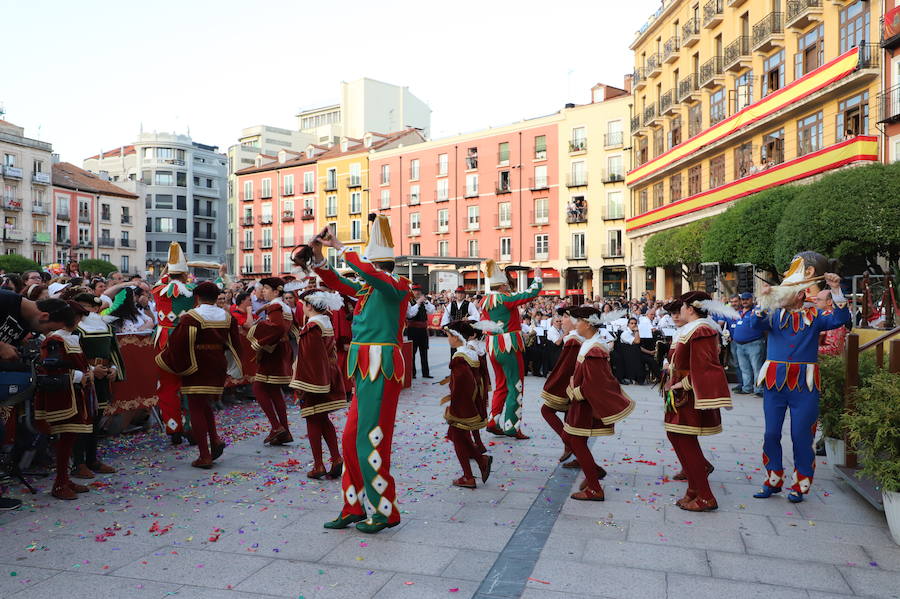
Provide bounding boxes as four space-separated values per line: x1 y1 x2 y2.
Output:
85 145 136 160
235 155 317 176
51 162 139 199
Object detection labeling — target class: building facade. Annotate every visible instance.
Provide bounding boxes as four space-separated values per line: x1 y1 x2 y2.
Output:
51 162 144 274
881 1 900 160
627 0 880 297
84 132 228 273
0 119 54 265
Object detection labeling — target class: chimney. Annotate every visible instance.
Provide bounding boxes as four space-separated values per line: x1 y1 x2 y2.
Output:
623 74 634 94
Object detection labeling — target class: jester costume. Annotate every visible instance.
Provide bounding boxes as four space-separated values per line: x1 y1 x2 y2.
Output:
315 248 411 533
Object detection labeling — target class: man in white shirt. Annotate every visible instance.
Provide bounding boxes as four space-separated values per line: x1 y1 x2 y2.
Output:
440 286 479 360
406 284 435 378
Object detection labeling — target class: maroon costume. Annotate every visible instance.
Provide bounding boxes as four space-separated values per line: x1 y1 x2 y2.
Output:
541 332 582 457
247 299 294 443
443 344 490 486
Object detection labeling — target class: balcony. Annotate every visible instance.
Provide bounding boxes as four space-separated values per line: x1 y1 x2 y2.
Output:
407 193 420 205
786 0 822 30
752 12 784 53
240 266 256 275
495 214 513 229
568 138 587 153
1 165 22 179
2 229 24 242
98 237 115 248
465 155 478 170
566 247 587 260
602 206 626 220
530 210 550 226
662 37 680 64
495 182 512 194
602 244 624 259
633 67 647 91
435 219 449 234
566 173 588 188
240 216 254 226
494 250 512 263
646 53 662 78
604 131 624 148
566 206 587 224
462 218 480 233
282 210 294 221
703 0 724 28
56 237 71 246
346 176 362 188
323 180 338 192
659 89 676 116
78 212 91 223
878 84 900 124
258 239 273 249
32 232 51 244
529 177 549 191
435 161 449 177
121 215 132 224
301 208 315 220
724 36 751 71
119 238 137 249
630 115 642 134
281 238 295 247
57 210 70 221
31 203 49 215
302 186 315 194
260 189 273 199
529 247 549 261
408 227 421 237
434 189 450 203
728 0 748 6
195 208 217 218
699 56 724 89
884 9 900 49
3 198 23 211
32 172 51 185
258 215 273 225
682 17 700 47
194 186 219 198
195 231 217 241
242 192 254 201
642 103 658 126
281 186 295 197
463 187 479 199
857 42 880 71
602 170 625 184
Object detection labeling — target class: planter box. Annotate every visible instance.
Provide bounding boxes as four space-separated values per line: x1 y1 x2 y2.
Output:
883 490 900 546
824 437 846 467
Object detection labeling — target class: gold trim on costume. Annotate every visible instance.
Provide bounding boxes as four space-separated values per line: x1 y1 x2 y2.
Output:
255 374 292 385
540 390 570 412
49 423 93 434
693 397 733 409
452 353 481 368
681 376 693 391
300 400 346 418
563 423 614 437
600 398 635 425
186 309 232 328
181 385 225 395
289 380 330 393
663 423 723 436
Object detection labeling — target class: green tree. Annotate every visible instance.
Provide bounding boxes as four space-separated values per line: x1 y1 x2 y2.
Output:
79 258 118 277
644 218 713 285
701 186 798 272
0 254 41 274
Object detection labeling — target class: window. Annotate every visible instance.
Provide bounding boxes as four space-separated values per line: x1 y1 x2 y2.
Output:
638 189 648 214
570 161 586 186
157 217 175 233
283 174 294 195
176 172 187 187
283 225 294 246
653 182 665 209
156 148 173 160
534 234 549 260
735 70 754 112
351 219 362 241
263 253 272 273
606 120 623 146
534 198 549 224
409 184 420 205
467 205 480 230
438 153 448 176
177 218 186 233
350 191 361 214
349 163 361 187
636 137 649 165
797 111 824 156
468 239 479 258
836 91 869 141
465 174 479 197
303 171 315 193
498 202 512 227
326 168 337 190
533 165 547 189
653 127 665 158
608 230 623 257
762 128 785 166
571 232 586 259
688 165 702 196
100 253 111 263
177 195 186 210
734 142 755 178
261 203 273 222
243 181 253 201
243 254 254 273
709 88 727 126
498 170 511 192
100 203 110 221
78 227 90 245
840 1 869 54
155 171 174 186
795 25 824 79
381 189 391 209
409 159 420 180
669 174 683 202
688 103 703 138
500 237 512 261
410 242 421 256
709 154 725 188
410 213 421 235
283 251 292 272
670 116 682 148
380 164 390 185
762 50 785 96
570 127 586 152
437 178 449 202
438 209 449 233
607 155 623 180
261 228 273 246
466 147 478 170
438 240 449 257
534 135 547 160
498 142 510 165
606 191 624 219
143 147 153 160
326 195 337 217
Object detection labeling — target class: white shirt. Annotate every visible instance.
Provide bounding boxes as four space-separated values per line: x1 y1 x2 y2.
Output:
440 299 480 326
621 329 638 345
546 326 562 344
637 315 654 338
407 299 435 319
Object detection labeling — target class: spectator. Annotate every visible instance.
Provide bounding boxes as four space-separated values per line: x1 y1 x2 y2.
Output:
816 289 848 356
22 271 43 287
25 284 49 302
109 287 154 333
731 292 766 397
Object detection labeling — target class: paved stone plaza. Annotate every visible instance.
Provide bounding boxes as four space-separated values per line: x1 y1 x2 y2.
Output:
1 343 898 599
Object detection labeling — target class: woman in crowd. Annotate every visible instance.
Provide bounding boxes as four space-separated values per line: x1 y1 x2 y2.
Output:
25 284 49 302
109 287 155 333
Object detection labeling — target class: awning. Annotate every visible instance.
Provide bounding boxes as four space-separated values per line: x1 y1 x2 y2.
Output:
565 289 585 295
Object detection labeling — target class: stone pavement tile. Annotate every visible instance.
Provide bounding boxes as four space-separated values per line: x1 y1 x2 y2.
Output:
499 490 540 509
797 500 888 527
372 573 478 598
0 565 59 596
526 557 666 599
741 531 871 566
236 559 393 598
662 505 777 533
169 585 286 598
204 524 346 562
582 538 711 576
451 505 527 527
666 573 809 599
837 565 900 599
520 589 601 599
538 534 587 561
396 497 464 521
440 548 498 582
627 520 744 552
561 498 665 523
707 550 852 593
0 534 167 574
111 545 271 588
320 537 459 576
863 544 900 571
8 571 180 599
768 515 897 547
549 514 629 541
805 592 870 599
391 519 513 552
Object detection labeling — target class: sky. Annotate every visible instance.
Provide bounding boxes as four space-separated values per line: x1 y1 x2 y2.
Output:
1 0 661 163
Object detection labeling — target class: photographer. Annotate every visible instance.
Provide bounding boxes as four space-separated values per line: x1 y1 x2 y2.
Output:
405 285 435 378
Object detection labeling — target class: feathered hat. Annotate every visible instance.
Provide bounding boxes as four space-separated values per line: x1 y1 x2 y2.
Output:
364 213 395 262
483 259 509 289
298 288 344 312
678 291 740 320
167 241 189 274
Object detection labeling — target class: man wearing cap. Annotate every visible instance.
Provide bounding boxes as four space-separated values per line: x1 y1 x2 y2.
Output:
730 292 766 396
440 286 480 361
405 284 434 378
310 214 412 534
479 260 542 439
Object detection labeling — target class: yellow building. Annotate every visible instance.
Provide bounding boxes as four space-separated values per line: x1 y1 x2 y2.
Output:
627 0 880 298
556 82 634 299
312 129 425 266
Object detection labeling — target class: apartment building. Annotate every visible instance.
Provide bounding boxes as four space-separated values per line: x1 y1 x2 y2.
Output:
881 1 900 160
51 162 144 274
627 0 880 297
0 118 53 265
85 132 228 273
369 116 563 293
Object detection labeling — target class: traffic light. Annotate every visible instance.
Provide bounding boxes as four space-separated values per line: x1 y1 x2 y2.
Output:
736 263 754 294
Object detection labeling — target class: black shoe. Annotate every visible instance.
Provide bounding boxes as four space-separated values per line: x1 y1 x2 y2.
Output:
0 497 22 511
621 379 632 385
731 386 744 393
170 433 183 445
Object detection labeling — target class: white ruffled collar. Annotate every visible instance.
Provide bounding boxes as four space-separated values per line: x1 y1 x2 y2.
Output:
193 303 227 322
308 313 332 332
578 330 611 358
51 329 81 345
563 331 584 344
269 297 293 317
675 317 721 343
78 312 114 333
454 345 479 362
466 339 486 356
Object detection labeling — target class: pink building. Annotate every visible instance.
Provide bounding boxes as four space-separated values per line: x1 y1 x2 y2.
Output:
369 113 562 291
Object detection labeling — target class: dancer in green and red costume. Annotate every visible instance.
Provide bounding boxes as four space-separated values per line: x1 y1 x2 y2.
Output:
479 259 542 439
310 214 412 534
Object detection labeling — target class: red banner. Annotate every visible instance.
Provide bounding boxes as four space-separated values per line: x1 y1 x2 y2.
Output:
565 289 585 295
539 290 561 296
886 5 900 41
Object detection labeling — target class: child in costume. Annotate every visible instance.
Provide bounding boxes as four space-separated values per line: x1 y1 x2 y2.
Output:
468 323 492 455
540 307 583 468
291 288 346 479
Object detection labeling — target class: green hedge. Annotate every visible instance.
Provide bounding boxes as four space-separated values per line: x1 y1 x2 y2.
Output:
78 259 118 277
0 255 41 274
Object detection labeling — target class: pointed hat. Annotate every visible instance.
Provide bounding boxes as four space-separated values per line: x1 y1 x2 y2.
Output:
364 214 395 262
484 259 509 288
167 241 189 274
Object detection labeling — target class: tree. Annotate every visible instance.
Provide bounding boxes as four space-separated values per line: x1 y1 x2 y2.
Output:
79 258 118 277
701 186 798 272
644 218 713 285
0 254 41 274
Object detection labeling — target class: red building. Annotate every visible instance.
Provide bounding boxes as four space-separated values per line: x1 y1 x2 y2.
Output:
882 2 900 161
